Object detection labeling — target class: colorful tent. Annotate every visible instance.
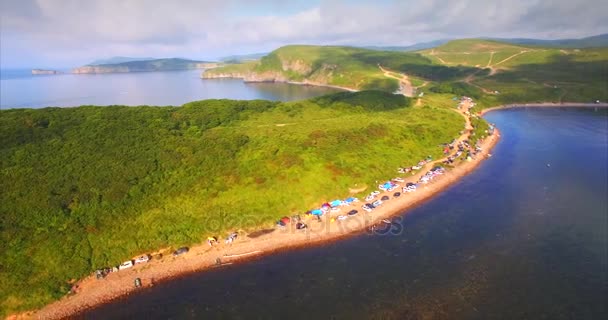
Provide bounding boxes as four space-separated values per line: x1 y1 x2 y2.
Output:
330 200 342 207
311 209 323 216
345 197 356 203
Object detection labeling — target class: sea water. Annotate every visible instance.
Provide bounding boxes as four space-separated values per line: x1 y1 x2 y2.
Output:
0 69 341 109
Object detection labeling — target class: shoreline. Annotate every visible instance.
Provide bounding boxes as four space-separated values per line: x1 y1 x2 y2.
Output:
18 99 502 320
480 102 608 115
201 72 359 92
283 80 358 92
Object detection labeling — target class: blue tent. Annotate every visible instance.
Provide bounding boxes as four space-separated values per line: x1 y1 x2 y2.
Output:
345 197 356 203
383 182 392 189
330 200 342 207
311 209 323 216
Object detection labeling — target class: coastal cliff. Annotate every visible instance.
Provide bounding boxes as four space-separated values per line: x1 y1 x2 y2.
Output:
71 59 219 74
202 45 399 92
31 69 62 75
202 70 288 82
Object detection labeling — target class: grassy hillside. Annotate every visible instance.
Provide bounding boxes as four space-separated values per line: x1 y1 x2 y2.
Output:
0 91 466 315
207 45 477 91
207 40 607 105
417 39 608 106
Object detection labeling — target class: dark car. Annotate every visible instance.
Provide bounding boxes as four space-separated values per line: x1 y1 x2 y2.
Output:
348 210 358 216
173 247 189 256
381 195 390 201
393 192 401 197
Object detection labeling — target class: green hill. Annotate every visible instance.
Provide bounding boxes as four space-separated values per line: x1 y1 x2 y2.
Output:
492 33 608 48
0 91 467 315
72 58 217 74
204 45 477 91
89 56 156 65
415 39 608 105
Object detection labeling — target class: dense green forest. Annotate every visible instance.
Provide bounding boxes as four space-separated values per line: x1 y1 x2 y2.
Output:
0 91 466 315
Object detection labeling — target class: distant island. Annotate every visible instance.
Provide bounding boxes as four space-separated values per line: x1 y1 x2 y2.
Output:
31 69 62 75
71 58 220 74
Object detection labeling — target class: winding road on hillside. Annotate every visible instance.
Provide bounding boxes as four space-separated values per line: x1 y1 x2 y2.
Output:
378 65 415 97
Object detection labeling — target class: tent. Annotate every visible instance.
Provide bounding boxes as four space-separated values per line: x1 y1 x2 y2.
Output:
330 200 342 207
311 209 323 216
383 182 392 190
345 197 356 203
280 217 290 224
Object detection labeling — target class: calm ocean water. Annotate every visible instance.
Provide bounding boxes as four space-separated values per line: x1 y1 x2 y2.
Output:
0 69 341 109
80 107 607 319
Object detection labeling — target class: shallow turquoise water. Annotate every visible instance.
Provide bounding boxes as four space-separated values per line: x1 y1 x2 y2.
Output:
81 107 608 319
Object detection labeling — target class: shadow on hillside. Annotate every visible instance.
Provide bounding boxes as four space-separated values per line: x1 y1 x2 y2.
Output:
313 91 411 111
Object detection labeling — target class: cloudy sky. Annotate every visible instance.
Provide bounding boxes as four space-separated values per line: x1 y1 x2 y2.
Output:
1 0 607 68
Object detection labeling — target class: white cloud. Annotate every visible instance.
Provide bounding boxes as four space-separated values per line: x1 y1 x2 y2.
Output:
1 0 607 67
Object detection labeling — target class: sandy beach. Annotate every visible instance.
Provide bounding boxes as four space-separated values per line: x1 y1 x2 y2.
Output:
8 99 504 320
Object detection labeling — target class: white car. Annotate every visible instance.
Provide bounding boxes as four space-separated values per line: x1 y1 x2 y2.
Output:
337 215 348 221
365 195 375 202
119 260 134 270
362 205 372 212
393 177 404 182
372 200 383 207
134 255 150 264
371 191 381 196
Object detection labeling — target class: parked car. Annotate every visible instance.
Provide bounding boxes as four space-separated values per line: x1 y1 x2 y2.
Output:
371 191 381 196
393 177 405 182
337 215 348 221
134 255 150 264
119 260 134 270
173 247 189 256
365 195 375 201
372 200 383 207
362 204 372 212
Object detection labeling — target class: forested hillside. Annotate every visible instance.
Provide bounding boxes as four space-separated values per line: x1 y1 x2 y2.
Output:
0 91 465 314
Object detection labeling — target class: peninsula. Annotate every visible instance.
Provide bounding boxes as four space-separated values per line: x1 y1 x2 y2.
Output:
71 58 220 74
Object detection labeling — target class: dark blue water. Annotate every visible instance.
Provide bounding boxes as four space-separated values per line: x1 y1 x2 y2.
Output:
0 69 341 109
81 107 608 319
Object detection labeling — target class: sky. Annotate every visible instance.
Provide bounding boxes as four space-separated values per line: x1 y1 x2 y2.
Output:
1 0 607 68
